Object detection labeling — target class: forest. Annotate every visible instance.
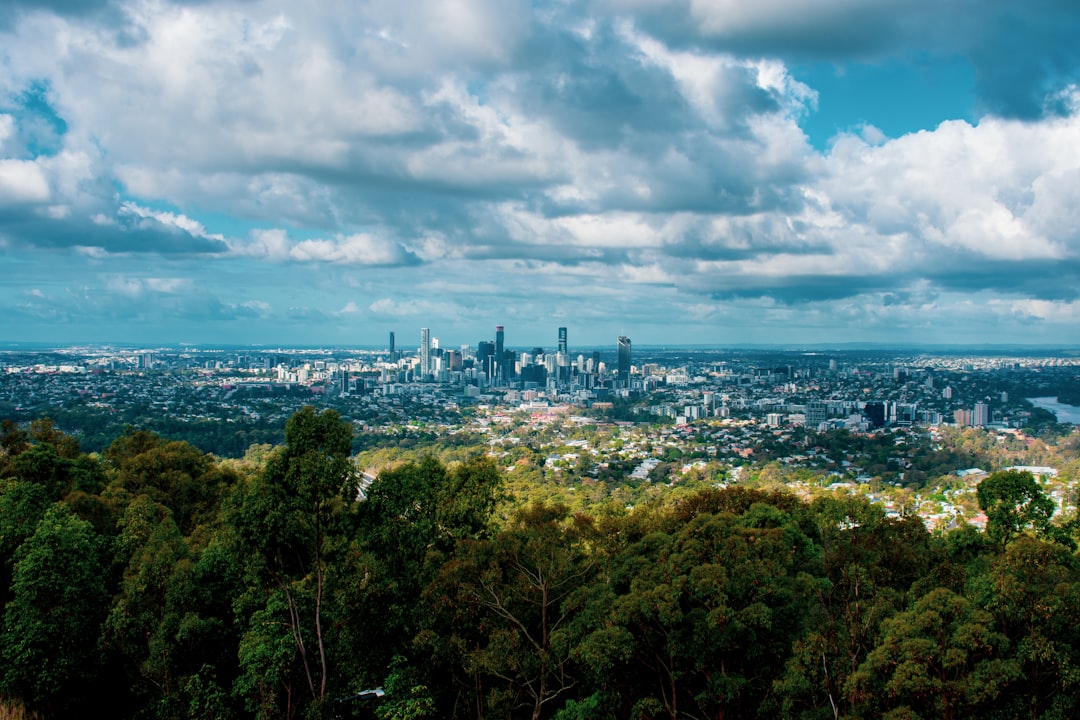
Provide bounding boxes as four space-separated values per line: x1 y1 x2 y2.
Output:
2 407 1080 720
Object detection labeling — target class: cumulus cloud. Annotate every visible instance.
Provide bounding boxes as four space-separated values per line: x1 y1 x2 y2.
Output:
233 229 419 266
0 158 50 203
604 0 1080 120
1 0 1079 344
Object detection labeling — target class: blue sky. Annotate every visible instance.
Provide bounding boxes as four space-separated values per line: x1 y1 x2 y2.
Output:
1 0 1079 349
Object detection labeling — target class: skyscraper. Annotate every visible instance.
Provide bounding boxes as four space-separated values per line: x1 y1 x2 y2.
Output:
558 327 567 355
617 335 631 388
420 328 430 378
477 340 495 379
494 325 506 384
389 331 396 361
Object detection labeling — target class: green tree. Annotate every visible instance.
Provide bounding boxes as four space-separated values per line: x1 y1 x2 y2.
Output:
339 455 504 688
976 470 1055 547
775 495 934 720
230 406 358 718
975 537 1080 719
428 503 598 720
0 504 109 716
846 587 1020 719
0 479 50 606
104 430 234 535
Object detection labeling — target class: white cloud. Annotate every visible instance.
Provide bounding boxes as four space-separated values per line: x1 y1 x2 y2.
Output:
819 114 1080 262
119 201 222 241
368 297 455 317
144 277 193 293
104 275 193 296
2 0 1079 344
0 115 14 148
0 159 50 204
232 228 415 266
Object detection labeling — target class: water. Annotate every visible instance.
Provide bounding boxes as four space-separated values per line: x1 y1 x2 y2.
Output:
1027 397 1080 424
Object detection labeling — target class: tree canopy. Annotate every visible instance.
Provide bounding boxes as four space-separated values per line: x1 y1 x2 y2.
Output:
1 409 1079 720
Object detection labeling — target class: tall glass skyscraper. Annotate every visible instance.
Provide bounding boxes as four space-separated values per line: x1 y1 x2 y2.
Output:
558 327 567 355
617 335 631 388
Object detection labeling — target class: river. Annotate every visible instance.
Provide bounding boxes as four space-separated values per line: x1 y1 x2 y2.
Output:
1027 397 1080 424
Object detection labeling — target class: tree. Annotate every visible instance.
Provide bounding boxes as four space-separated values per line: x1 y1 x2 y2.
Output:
104 430 234 535
976 470 1054 547
776 495 934 720
846 587 1020 720
1 504 109 716
230 406 357 717
974 537 1080 719
0 479 49 606
428 503 598 720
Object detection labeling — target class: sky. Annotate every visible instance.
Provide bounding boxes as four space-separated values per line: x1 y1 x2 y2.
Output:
1 0 1079 349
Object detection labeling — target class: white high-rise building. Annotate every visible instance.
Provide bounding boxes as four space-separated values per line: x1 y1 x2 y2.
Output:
420 328 430 377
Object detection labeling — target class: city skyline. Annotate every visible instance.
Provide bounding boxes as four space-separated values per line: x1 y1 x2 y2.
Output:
2 1 1080 347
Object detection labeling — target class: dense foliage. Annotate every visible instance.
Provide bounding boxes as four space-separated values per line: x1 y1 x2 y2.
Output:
2 409 1080 719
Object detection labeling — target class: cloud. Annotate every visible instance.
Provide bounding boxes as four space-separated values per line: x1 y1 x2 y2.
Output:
104 275 194 297
603 0 1080 121
367 297 465 319
0 158 50 203
0 201 231 254
232 229 420 266
1 0 1079 345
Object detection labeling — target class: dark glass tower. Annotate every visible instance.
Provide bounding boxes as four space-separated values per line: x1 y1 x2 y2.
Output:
477 340 495 379
617 335 631 388
558 327 567 355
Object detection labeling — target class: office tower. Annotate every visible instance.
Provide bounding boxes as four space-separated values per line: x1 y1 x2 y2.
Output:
420 328 430 377
617 335 631 388
477 340 495 379
495 325 504 357
806 400 828 429
558 327 567 355
556 351 570 386
389 331 396 361
864 401 886 429
389 331 395 354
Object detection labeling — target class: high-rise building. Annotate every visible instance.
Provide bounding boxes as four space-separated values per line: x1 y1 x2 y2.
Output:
973 402 989 427
617 335 631 388
477 340 495 379
558 327 567 355
420 328 430 378
864 401 886 429
495 325 504 357
806 401 828 429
